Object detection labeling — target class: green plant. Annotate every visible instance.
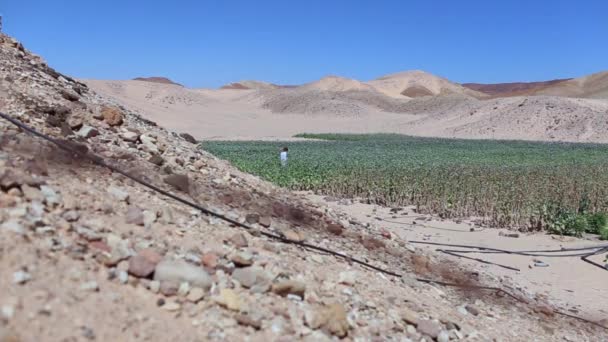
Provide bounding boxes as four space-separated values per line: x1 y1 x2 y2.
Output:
203 133 608 233
586 213 608 234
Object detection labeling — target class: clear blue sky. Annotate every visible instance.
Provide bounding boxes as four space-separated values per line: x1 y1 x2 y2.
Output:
2 1 607 88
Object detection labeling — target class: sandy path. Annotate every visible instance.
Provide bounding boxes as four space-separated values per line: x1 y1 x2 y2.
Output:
305 194 608 321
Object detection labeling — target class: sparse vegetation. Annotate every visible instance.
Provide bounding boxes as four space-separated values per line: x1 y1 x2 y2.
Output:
203 133 608 235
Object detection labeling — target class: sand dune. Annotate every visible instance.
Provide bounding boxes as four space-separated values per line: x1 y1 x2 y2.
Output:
368 70 486 98
84 69 608 143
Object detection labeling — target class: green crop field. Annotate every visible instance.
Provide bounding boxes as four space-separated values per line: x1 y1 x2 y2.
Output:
202 133 608 238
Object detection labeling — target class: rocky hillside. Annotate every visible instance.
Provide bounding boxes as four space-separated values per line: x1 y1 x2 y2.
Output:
1 33 605 341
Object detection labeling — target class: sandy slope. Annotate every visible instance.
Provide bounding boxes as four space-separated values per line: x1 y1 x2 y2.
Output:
84 78 608 143
368 70 486 99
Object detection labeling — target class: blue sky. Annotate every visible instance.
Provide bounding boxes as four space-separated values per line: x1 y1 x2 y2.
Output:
2 1 607 88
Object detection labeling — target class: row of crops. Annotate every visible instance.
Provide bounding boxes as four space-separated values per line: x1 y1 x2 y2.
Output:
202 133 608 238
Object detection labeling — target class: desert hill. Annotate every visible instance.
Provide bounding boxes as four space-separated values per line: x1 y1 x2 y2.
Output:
462 71 608 99
462 78 572 97
133 76 183 86
532 71 608 99
368 70 486 99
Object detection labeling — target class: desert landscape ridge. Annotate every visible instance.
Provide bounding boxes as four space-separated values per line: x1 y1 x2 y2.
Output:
83 68 608 143
1 13 608 342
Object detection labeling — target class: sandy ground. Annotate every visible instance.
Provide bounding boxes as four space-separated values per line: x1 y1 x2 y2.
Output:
305 194 608 321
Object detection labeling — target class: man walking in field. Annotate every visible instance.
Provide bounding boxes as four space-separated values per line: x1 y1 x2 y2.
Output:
280 147 288 167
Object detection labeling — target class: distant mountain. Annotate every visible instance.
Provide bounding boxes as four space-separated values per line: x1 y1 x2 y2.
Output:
220 80 279 90
463 79 572 97
462 72 608 99
532 71 608 99
133 76 183 86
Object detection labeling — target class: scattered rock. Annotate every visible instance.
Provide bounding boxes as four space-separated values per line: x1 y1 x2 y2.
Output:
77 125 99 139
179 133 197 144
229 233 249 248
232 267 269 291
201 252 219 269
465 304 480 316
162 301 181 312
125 206 145 226
400 308 420 325
338 271 357 286
178 282 191 296
121 131 139 142
101 106 124 126
245 213 260 224
215 288 241 311
154 259 213 290
128 248 163 278
416 319 442 339
160 281 179 296
437 330 450 342
306 303 350 337
108 186 129 202
60 89 80 101
326 223 344 236
186 287 206 303
163 174 189 192
12 270 31 284
148 154 165 166
62 210 80 222
80 281 100 292
235 314 262 330
499 231 520 238
259 216 271 228
272 280 306 298
230 252 254 267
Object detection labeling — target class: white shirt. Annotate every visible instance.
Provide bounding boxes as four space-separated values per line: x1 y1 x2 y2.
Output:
280 151 287 161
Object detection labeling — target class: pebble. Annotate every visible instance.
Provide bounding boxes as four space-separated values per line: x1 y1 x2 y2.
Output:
12 270 32 284
108 186 129 202
306 303 350 337
62 210 80 222
149 280 161 293
229 232 249 248
77 125 99 139
80 281 100 292
272 280 306 299
39 185 60 205
235 314 262 330
143 210 157 228
162 301 181 312
118 271 129 284
125 206 145 226
129 248 163 278
465 304 480 316
163 174 190 192
160 281 179 296
186 287 206 303
178 282 191 296
416 319 442 339
154 259 213 290
1 220 25 234
201 252 219 268
215 288 241 311
338 271 357 286
437 330 450 342
121 131 139 142
230 252 254 267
